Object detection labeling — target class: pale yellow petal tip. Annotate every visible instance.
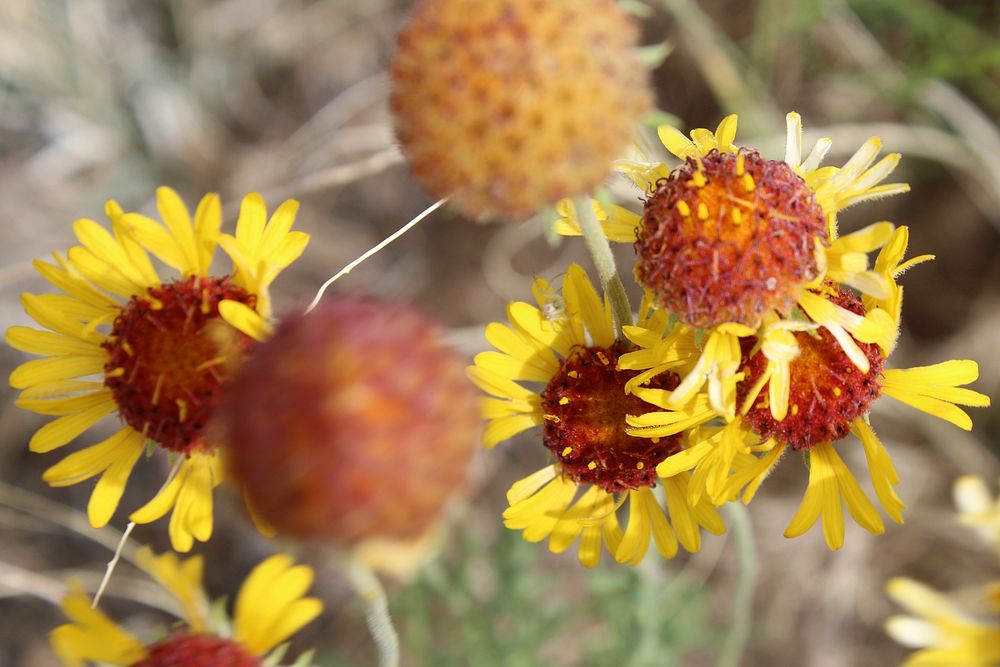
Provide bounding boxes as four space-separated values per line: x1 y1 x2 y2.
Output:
352 527 444 582
242 191 266 206
886 577 919 601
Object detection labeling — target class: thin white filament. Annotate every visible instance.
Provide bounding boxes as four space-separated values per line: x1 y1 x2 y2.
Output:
305 198 447 313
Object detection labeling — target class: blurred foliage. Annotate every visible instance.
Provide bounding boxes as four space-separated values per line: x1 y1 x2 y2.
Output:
847 0 1000 112
326 526 715 667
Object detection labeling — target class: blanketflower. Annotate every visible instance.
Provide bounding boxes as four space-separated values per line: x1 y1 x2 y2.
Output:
391 0 651 221
470 264 725 567
50 547 322 666
560 112 905 419
6 187 308 551
221 295 481 581
635 281 990 550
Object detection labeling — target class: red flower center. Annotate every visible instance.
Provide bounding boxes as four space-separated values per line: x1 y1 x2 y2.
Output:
739 290 884 450
540 342 681 493
102 276 256 454
635 149 827 329
132 633 260 667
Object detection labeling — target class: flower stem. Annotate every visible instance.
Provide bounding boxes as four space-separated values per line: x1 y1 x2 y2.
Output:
345 560 400 667
574 196 633 336
717 503 756 667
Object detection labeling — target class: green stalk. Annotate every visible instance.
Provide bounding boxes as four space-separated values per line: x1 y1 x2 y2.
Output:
717 503 756 667
574 196 633 336
345 561 400 667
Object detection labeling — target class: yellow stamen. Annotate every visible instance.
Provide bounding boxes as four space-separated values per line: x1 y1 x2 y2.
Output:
561 446 573 456
544 414 561 423
558 396 570 405
791 404 799 416
121 340 134 356
731 208 743 224
636 462 645 470
568 370 579 379
147 296 164 311
195 356 228 373
587 461 597 470
697 202 709 220
151 375 164 406
741 173 755 191
676 200 691 217
736 152 746 176
688 170 707 188
106 367 126 378
833 387 842 397
596 351 610 365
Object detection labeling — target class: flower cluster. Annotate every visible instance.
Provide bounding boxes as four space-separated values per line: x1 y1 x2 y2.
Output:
476 112 990 564
886 476 1000 666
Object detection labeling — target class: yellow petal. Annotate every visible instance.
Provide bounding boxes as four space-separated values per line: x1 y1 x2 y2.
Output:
466 365 537 403
51 583 147 666
482 413 540 449
5 326 105 358
234 554 322 655
615 490 650 565
218 300 270 342
28 398 117 453
506 465 557 505
563 264 614 347
235 192 268 250
658 124 696 159
155 186 200 275
192 193 222 275
121 212 189 273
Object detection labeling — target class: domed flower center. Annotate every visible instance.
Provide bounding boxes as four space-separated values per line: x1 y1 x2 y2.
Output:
739 291 884 450
635 149 828 329
132 633 260 667
103 276 256 454
540 342 681 493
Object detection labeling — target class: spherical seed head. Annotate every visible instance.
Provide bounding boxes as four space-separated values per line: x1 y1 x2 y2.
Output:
739 290 884 450
390 0 652 222
133 634 260 667
540 341 681 494
103 276 257 454
223 296 481 545
635 149 828 329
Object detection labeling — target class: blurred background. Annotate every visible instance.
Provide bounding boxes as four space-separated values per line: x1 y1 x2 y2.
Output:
0 0 997 665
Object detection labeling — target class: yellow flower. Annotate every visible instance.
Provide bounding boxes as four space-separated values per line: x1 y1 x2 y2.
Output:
50 548 323 666
627 276 988 551
886 577 1000 667
6 187 308 551
728 307 990 550
886 475 1000 666
470 264 724 567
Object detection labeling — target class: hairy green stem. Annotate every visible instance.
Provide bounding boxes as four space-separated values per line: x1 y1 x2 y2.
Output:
717 503 756 667
345 561 400 667
574 196 633 336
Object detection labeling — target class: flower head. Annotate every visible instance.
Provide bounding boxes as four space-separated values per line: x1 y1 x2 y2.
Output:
575 113 903 419
471 264 725 567
727 294 990 549
635 144 827 330
886 476 1000 667
50 548 322 667
6 187 308 551
222 295 480 579
390 0 651 221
